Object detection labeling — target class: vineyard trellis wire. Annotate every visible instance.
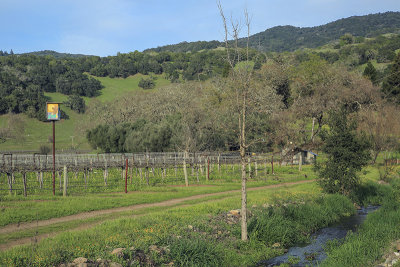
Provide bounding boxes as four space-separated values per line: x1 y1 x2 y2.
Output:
0 152 292 196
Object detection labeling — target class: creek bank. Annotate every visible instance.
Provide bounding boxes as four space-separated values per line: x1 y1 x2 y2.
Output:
376 241 400 267
259 206 380 266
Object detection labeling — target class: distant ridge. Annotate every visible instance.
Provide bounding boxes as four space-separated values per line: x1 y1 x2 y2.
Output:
145 11 400 53
21 50 92 58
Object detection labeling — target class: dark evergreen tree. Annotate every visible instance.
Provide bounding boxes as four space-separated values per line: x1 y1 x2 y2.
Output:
382 53 400 103
363 61 378 85
64 95 86 113
315 108 371 196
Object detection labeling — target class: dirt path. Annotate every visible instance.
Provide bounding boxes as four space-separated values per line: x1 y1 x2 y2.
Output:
0 179 314 251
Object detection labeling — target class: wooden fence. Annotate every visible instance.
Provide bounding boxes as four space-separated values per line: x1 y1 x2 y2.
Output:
0 152 295 196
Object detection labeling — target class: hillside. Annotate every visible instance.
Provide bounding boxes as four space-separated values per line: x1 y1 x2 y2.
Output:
0 74 171 152
22 50 92 58
1 16 400 153
145 11 400 53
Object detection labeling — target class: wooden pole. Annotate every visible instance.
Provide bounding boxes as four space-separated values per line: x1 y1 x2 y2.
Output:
22 172 27 197
271 155 274 175
207 157 210 181
7 173 12 195
40 171 43 189
299 153 302 171
58 171 62 190
63 165 67 197
104 161 108 186
183 151 189 187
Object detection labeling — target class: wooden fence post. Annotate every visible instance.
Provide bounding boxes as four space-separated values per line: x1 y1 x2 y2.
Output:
264 158 267 177
207 157 210 181
199 157 203 174
104 161 108 186
40 171 43 189
63 165 67 197
84 169 87 189
299 153 303 171
218 154 221 173
272 155 275 175
7 173 12 195
183 151 189 187
22 172 27 197
255 160 258 177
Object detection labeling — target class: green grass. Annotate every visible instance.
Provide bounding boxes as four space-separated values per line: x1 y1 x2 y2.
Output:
0 165 315 227
93 73 170 102
0 163 391 266
248 194 355 247
0 193 237 246
0 108 89 151
0 182 321 267
322 182 400 267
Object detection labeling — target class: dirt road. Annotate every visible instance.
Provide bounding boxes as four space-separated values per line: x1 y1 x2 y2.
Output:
0 179 315 251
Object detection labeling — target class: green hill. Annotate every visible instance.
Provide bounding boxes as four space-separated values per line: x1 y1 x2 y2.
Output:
1 11 400 153
22 50 92 58
145 12 400 53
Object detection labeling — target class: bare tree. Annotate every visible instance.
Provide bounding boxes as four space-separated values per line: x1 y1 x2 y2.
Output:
358 104 400 163
217 2 282 241
287 58 381 148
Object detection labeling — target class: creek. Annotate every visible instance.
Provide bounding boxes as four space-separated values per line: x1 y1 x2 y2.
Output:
259 206 380 266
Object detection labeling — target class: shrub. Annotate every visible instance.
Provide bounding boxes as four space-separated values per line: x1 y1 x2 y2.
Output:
39 145 51 154
64 95 86 113
138 77 156 89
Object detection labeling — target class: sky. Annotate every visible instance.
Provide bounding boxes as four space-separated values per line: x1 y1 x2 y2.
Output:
1 0 399 57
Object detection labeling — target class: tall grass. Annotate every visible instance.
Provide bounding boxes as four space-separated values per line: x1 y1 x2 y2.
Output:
0 183 318 266
323 183 400 266
248 194 355 247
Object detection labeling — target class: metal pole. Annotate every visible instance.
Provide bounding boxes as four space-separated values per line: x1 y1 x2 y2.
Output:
271 155 274 175
125 158 128 193
52 120 56 196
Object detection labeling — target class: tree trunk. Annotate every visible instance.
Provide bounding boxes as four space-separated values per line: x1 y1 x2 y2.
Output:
240 91 248 241
240 146 248 241
311 117 315 143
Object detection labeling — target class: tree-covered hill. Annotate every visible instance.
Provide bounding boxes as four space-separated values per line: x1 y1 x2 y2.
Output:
145 12 400 53
1 13 400 152
22 50 92 58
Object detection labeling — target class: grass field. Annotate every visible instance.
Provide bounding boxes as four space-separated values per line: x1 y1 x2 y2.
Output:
93 74 170 102
0 164 317 226
1 161 397 266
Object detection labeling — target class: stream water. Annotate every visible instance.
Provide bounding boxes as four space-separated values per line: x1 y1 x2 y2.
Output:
259 206 380 266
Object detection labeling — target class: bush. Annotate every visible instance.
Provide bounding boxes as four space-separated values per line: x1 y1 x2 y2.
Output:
39 145 51 154
138 77 156 89
63 95 86 113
